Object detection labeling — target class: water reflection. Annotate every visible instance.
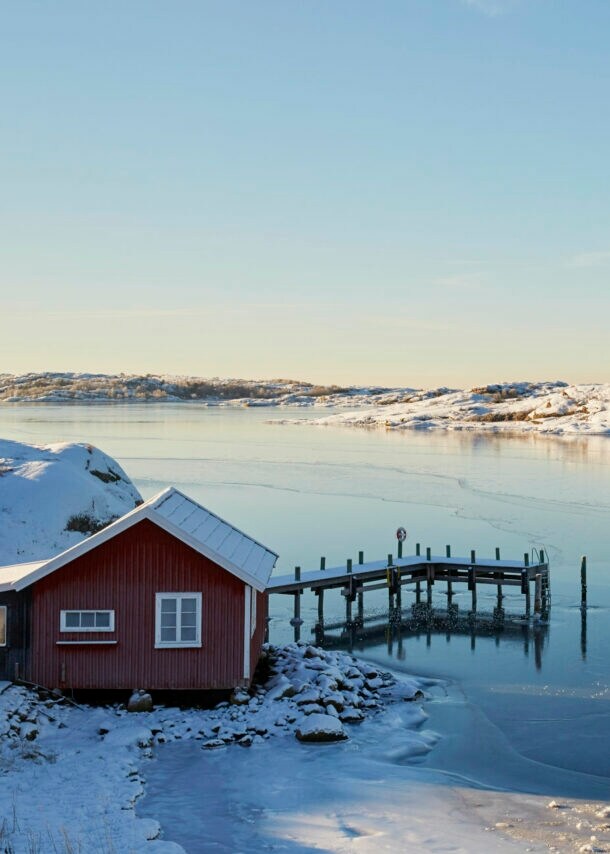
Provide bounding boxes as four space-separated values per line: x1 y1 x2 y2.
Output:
304 606 553 671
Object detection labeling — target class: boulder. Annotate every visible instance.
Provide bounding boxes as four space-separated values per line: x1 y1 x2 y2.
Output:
127 690 153 713
296 713 348 743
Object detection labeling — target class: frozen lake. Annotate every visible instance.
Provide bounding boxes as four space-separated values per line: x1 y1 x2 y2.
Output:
1 403 609 789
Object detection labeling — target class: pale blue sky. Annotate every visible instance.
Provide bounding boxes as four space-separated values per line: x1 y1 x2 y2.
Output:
1 0 609 386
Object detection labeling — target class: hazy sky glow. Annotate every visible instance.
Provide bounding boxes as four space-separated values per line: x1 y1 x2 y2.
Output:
2 0 609 386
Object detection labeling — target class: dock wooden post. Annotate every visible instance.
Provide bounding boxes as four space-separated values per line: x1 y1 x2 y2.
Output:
446 545 451 557
581 556 587 609
468 566 477 613
396 570 402 616
290 566 303 636
317 588 324 624
415 579 421 603
426 566 433 607
398 540 403 559
357 588 364 625
524 552 530 567
345 559 353 625
320 556 326 571
495 547 501 560
426 546 431 561
358 551 364 565
416 543 421 556
522 569 531 617
471 549 476 564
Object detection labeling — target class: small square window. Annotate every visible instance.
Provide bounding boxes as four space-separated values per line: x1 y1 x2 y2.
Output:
155 594 202 648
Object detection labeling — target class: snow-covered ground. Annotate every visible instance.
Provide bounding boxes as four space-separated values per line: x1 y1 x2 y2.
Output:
0 644 431 853
302 381 610 435
2 643 607 853
0 440 142 563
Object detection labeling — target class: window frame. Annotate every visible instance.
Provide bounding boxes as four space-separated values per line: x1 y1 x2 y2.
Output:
0 605 6 646
60 610 115 633
155 592 202 649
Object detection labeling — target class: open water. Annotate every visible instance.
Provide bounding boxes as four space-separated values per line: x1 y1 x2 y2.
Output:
1 404 608 791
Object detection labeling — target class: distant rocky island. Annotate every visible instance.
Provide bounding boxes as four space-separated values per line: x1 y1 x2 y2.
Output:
1 373 608 435
0 372 413 406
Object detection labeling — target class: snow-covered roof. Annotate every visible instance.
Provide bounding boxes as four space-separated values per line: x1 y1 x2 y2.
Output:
0 487 278 593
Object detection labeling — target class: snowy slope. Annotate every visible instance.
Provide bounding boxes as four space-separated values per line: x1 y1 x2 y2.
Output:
0 440 142 564
306 381 610 436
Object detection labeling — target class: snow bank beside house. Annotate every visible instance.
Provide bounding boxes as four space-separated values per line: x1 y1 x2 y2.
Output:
0 440 142 564
303 381 610 436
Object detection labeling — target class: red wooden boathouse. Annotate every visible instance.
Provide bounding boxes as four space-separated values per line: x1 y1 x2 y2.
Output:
0 488 278 692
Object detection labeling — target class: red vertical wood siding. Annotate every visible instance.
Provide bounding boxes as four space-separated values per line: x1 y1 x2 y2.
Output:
29 520 254 691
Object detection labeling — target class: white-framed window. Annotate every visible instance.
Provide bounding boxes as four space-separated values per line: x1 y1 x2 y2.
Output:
60 610 115 632
155 593 202 648
250 589 257 638
0 606 6 646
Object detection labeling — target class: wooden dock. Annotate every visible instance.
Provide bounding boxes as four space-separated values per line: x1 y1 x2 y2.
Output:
267 546 551 634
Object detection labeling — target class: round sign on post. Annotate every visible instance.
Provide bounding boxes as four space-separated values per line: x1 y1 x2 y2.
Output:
396 527 407 542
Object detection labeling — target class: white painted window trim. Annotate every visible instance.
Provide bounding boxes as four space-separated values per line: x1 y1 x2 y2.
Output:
60 610 115 632
155 592 202 649
243 586 251 680
250 588 257 638
0 605 6 647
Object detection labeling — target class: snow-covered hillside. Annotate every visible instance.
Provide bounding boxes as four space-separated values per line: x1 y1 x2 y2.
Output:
0 440 142 564
305 381 610 436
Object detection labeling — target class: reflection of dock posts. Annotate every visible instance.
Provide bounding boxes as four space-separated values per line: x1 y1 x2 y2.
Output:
522 624 529 657
534 627 542 670
581 607 587 659
395 567 402 617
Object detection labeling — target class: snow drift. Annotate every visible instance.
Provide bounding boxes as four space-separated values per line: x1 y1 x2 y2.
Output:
0 439 142 564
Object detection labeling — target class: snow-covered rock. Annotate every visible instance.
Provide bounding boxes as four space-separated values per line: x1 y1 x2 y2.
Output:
301 381 610 436
296 713 347 742
0 439 142 563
